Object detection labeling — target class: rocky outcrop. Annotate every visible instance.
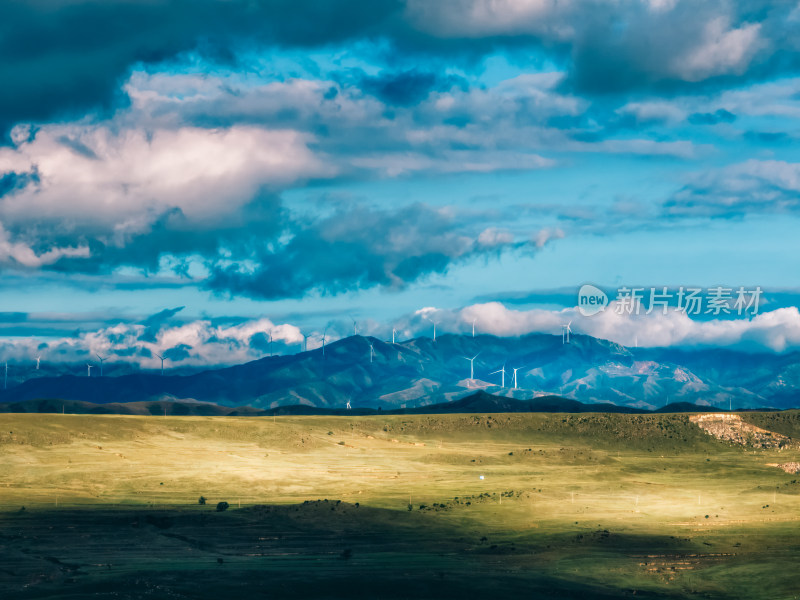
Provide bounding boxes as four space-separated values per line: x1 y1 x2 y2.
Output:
690 413 795 449
775 462 800 474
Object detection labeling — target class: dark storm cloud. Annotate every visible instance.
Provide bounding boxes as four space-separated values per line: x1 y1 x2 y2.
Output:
355 69 468 106
0 0 405 133
163 343 193 362
140 307 185 328
139 306 185 343
205 202 525 299
0 170 39 197
0 309 132 338
34 193 284 277
4 0 800 136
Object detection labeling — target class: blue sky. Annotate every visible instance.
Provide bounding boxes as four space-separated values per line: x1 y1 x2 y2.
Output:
1 0 800 366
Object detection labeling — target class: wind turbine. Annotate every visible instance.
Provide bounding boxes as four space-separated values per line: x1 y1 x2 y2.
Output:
302 333 310 352
155 353 165 376
86 363 93 377
472 319 476 338
96 354 108 377
491 364 506 388
392 328 397 344
268 330 273 357
462 352 481 383
36 355 41 370
346 400 351 410
368 342 375 363
562 321 572 344
425 316 438 341
512 366 524 390
321 327 328 357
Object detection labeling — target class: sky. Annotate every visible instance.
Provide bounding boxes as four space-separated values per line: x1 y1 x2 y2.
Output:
2 0 800 368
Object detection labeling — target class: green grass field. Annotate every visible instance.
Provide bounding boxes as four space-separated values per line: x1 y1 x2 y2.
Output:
2 411 799 599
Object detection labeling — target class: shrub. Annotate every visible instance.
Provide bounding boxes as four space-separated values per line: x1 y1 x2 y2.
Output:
199 496 206 505
216 501 230 512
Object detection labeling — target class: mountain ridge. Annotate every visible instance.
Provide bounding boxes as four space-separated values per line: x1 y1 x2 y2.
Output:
0 333 798 410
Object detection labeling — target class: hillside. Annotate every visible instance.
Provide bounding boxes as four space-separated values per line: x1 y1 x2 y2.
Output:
0 391 662 416
2 411 800 599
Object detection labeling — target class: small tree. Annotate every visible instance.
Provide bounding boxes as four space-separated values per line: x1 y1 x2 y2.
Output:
216 501 230 512
199 496 206 505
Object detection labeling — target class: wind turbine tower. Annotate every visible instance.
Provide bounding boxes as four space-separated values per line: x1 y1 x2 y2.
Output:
36 355 41 370
155 353 165 376
392 328 396 344
462 352 481 384
426 316 438 341
96 354 108 377
472 319 476 337
562 321 572 344
491 364 506 388
351 317 358 337
512 366 523 390
368 342 375 363
86 363 93 377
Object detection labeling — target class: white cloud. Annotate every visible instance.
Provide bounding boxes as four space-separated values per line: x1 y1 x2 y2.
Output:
617 101 686 124
405 0 575 38
0 223 89 267
396 301 800 353
0 317 305 367
477 227 514 247
673 17 762 81
531 227 565 248
0 123 329 236
645 0 678 12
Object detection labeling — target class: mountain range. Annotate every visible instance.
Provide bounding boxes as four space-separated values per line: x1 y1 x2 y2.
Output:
1 333 799 410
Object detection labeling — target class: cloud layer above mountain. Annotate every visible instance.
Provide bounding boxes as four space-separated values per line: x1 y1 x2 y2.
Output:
4 301 800 370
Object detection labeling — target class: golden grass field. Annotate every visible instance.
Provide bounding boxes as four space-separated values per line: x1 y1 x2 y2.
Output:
1 411 800 599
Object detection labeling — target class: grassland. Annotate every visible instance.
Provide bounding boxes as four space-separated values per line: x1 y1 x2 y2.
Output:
1 411 799 599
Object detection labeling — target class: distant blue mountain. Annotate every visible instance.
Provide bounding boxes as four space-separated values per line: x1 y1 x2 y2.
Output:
0 334 798 410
